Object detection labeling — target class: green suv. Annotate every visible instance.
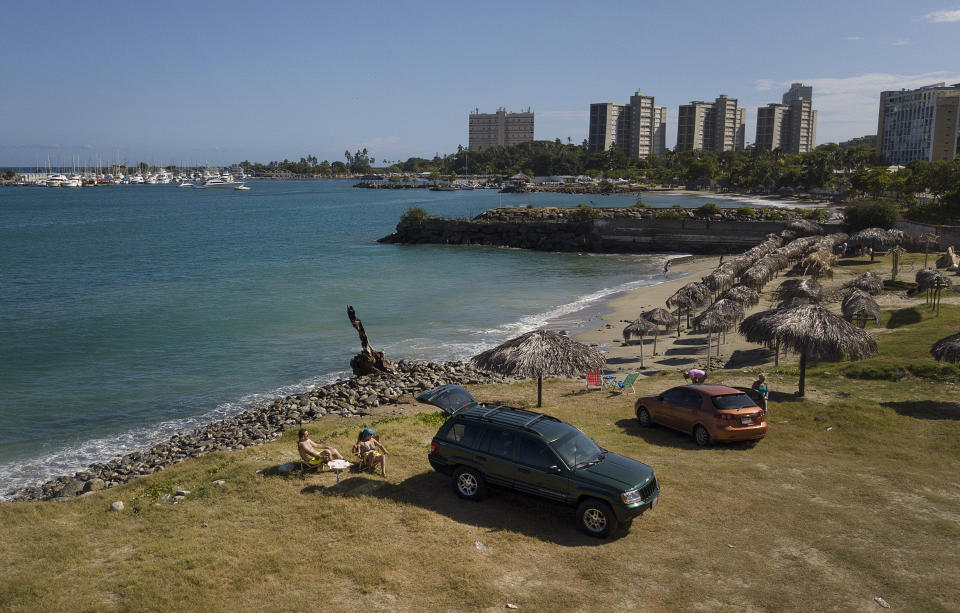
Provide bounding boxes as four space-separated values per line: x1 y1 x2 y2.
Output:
419 384 659 538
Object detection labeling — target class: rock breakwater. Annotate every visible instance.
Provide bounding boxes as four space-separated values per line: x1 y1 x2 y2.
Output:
380 207 843 255
8 360 513 502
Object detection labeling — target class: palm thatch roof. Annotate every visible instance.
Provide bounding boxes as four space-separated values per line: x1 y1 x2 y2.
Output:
666 282 711 309
802 249 836 279
775 278 823 303
642 307 678 328
931 332 960 363
623 317 657 341
700 298 745 327
740 260 776 290
739 304 878 362
718 284 761 307
470 329 605 407
851 271 883 295
701 270 736 293
916 269 953 290
784 218 824 237
471 329 604 379
841 289 881 325
849 227 895 246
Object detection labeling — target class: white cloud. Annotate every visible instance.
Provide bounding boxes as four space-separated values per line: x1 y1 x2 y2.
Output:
754 79 777 91
843 35 863 40
892 38 911 46
924 9 960 22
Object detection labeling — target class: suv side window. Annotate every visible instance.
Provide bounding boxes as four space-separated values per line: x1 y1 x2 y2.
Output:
444 420 486 448
517 436 559 471
479 427 517 460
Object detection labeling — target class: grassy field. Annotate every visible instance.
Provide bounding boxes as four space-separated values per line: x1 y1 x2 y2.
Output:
2 264 959 611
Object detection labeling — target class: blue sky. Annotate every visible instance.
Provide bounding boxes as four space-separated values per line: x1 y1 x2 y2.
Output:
3 0 959 167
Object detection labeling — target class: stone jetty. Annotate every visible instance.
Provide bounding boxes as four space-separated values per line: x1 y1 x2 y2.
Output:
380 206 843 255
8 360 514 502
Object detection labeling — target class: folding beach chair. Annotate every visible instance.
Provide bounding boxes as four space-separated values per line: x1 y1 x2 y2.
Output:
585 369 602 390
614 372 639 395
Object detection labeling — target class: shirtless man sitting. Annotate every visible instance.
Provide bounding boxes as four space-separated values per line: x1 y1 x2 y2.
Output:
298 429 344 467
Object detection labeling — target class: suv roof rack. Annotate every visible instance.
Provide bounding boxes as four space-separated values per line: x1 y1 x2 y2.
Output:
522 413 547 430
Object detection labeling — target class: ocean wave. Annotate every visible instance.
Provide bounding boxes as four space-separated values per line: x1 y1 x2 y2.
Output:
0 368 354 499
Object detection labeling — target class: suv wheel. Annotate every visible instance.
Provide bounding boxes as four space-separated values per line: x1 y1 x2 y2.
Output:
636 406 652 428
576 498 615 538
694 425 711 447
452 466 485 501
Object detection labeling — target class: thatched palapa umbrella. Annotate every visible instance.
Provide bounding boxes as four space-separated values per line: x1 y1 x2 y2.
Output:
775 278 823 303
719 284 761 307
784 218 823 238
850 227 895 261
693 299 744 371
623 318 657 368
739 304 878 396
916 269 952 314
841 289 882 327
802 249 836 279
642 308 678 355
931 332 960 363
666 282 711 336
851 271 883 295
471 329 604 407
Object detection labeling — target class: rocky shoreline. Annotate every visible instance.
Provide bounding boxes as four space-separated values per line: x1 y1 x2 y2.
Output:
7 360 514 502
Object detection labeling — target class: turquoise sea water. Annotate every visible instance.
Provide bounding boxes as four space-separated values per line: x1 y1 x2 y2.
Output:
0 181 774 495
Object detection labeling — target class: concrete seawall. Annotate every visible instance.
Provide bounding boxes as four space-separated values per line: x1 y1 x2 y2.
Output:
380 209 845 255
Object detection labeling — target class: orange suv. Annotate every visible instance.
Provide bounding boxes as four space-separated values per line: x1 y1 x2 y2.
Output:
634 384 766 446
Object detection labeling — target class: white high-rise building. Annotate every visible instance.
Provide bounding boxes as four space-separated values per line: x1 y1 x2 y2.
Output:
588 90 666 157
756 83 817 154
676 95 745 152
877 82 960 165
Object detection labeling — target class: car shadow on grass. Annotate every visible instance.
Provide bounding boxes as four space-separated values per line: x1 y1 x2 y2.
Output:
881 400 960 420
301 473 629 546
613 418 759 451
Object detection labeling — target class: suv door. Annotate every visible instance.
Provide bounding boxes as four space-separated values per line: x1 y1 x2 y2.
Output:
473 426 518 490
513 435 570 503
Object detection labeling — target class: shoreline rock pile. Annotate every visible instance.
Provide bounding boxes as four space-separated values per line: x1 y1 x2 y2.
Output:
7 360 514 502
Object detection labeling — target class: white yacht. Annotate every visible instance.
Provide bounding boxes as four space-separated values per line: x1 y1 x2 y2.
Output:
44 173 68 187
197 173 242 189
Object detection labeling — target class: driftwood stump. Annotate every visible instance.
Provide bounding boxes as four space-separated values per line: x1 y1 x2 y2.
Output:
347 306 396 376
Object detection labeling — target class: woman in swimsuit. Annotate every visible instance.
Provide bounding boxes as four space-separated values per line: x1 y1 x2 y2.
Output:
353 427 388 477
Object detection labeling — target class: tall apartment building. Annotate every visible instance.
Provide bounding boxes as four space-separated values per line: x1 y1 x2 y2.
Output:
877 82 960 165
675 95 745 152
756 83 818 154
588 90 667 158
468 107 534 152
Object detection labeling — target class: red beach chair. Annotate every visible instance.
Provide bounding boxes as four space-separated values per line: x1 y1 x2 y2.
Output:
585 369 602 390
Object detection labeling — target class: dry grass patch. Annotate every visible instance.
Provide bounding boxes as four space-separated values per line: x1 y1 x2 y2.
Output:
2 348 960 610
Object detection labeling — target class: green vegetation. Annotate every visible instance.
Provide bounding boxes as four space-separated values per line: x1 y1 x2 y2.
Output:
735 206 755 218
400 206 429 223
844 199 900 230
655 208 686 220
565 203 602 222
695 203 720 216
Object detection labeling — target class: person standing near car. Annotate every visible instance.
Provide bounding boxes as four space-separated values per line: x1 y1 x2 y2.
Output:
752 373 768 412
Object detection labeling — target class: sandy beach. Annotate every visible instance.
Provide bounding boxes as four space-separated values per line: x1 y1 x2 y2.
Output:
575 250 908 383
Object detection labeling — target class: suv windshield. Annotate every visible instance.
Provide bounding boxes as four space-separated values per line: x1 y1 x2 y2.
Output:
550 429 603 468
712 394 757 410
